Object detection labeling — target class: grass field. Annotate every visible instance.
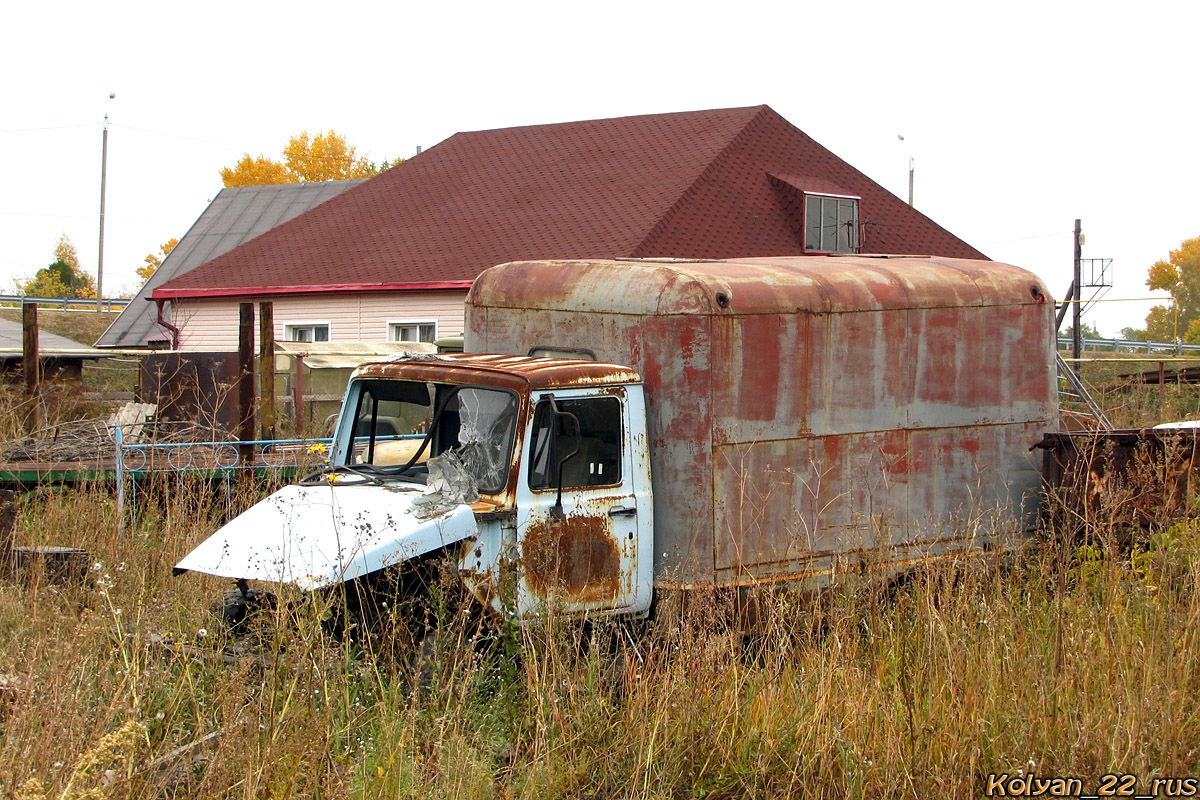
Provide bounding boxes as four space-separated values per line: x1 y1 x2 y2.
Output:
0 369 1198 798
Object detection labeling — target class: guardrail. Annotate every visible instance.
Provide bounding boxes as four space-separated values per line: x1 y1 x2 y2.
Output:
1058 337 1200 355
0 295 131 311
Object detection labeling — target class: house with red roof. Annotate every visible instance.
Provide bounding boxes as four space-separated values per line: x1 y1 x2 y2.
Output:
151 105 985 350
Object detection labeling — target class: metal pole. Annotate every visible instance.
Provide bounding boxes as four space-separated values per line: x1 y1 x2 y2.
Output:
1072 219 1082 373
907 157 914 207
97 113 109 311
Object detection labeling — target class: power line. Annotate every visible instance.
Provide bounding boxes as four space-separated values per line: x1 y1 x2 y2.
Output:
109 123 235 147
0 122 98 134
985 231 1072 246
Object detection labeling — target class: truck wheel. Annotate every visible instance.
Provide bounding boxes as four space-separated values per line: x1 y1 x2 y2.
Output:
211 585 272 632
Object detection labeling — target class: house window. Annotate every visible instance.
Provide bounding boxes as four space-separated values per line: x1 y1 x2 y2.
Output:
388 321 437 343
805 194 860 253
284 323 330 342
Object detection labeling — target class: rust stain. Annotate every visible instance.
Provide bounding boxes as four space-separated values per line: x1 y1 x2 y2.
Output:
521 513 620 602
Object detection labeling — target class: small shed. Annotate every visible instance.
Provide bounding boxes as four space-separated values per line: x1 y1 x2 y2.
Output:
0 317 111 385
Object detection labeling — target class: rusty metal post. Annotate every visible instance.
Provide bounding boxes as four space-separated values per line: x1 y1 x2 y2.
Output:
0 490 14 577
237 303 255 460
22 303 40 432
258 301 276 440
293 354 305 438
1159 361 1166 418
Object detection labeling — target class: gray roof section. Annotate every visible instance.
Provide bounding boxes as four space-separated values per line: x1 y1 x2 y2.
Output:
0 317 105 356
95 180 366 347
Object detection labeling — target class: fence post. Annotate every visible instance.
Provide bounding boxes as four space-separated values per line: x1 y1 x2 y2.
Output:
114 423 125 527
258 301 276 440
293 354 305 438
237 303 255 463
0 490 14 577
22 302 40 433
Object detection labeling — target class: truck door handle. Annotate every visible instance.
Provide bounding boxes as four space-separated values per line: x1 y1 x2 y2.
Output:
608 505 637 517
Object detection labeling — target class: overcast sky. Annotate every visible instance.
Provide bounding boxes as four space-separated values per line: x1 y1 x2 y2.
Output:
3 0 1197 337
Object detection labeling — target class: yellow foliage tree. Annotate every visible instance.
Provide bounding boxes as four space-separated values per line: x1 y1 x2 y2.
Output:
136 237 179 283
219 155 293 188
54 233 81 272
1143 236 1200 343
220 131 397 187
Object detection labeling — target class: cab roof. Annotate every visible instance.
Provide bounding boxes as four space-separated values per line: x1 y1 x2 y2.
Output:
352 353 641 391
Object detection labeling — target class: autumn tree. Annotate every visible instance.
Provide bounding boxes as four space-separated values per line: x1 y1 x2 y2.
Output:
220 130 401 187
136 237 179 283
15 234 96 298
1142 236 1200 343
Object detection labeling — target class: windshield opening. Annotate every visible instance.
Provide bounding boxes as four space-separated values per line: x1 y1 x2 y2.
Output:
342 380 519 494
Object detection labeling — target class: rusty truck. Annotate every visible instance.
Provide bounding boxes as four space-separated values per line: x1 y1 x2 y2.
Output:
175 255 1058 620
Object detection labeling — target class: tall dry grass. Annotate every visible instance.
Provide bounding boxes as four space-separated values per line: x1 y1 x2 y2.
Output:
0 395 1198 797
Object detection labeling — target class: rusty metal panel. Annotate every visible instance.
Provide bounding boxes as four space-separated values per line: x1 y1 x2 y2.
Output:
467 256 1058 587
1040 429 1200 529
139 352 241 433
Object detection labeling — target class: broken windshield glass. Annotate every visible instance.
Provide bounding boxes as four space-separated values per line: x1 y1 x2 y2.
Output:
340 381 518 495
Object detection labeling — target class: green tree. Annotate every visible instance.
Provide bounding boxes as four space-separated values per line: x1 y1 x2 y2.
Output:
219 131 400 187
1143 236 1200 343
15 234 96 298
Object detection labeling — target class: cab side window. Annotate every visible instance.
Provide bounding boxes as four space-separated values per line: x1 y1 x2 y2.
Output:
528 397 622 489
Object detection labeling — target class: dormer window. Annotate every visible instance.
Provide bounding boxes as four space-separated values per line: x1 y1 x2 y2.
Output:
804 194 860 253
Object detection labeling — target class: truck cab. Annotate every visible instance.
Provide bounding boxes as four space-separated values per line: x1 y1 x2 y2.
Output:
175 354 655 620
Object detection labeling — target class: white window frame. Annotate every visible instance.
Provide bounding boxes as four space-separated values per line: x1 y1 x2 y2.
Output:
804 193 861 254
283 321 332 343
387 319 439 343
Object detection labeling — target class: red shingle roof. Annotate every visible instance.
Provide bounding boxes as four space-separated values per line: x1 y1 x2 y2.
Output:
154 105 985 299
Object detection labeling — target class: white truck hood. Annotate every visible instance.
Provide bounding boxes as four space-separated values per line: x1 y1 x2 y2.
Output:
173 482 479 590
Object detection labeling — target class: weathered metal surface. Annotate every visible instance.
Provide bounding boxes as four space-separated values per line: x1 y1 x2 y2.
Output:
521 510 621 602
174 483 479 589
352 354 640 391
467 256 1058 587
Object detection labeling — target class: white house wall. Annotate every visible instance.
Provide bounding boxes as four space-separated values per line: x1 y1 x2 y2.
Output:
171 291 468 351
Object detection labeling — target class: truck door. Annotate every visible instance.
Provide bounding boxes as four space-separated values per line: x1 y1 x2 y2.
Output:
514 389 649 616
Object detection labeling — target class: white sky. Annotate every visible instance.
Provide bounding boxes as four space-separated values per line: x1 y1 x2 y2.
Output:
3 0 1197 337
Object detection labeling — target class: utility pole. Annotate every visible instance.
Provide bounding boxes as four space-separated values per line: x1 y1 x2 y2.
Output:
96 94 114 311
1072 219 1082 373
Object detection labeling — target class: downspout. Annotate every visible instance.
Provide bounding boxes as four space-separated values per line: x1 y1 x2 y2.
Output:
155 298 180 349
